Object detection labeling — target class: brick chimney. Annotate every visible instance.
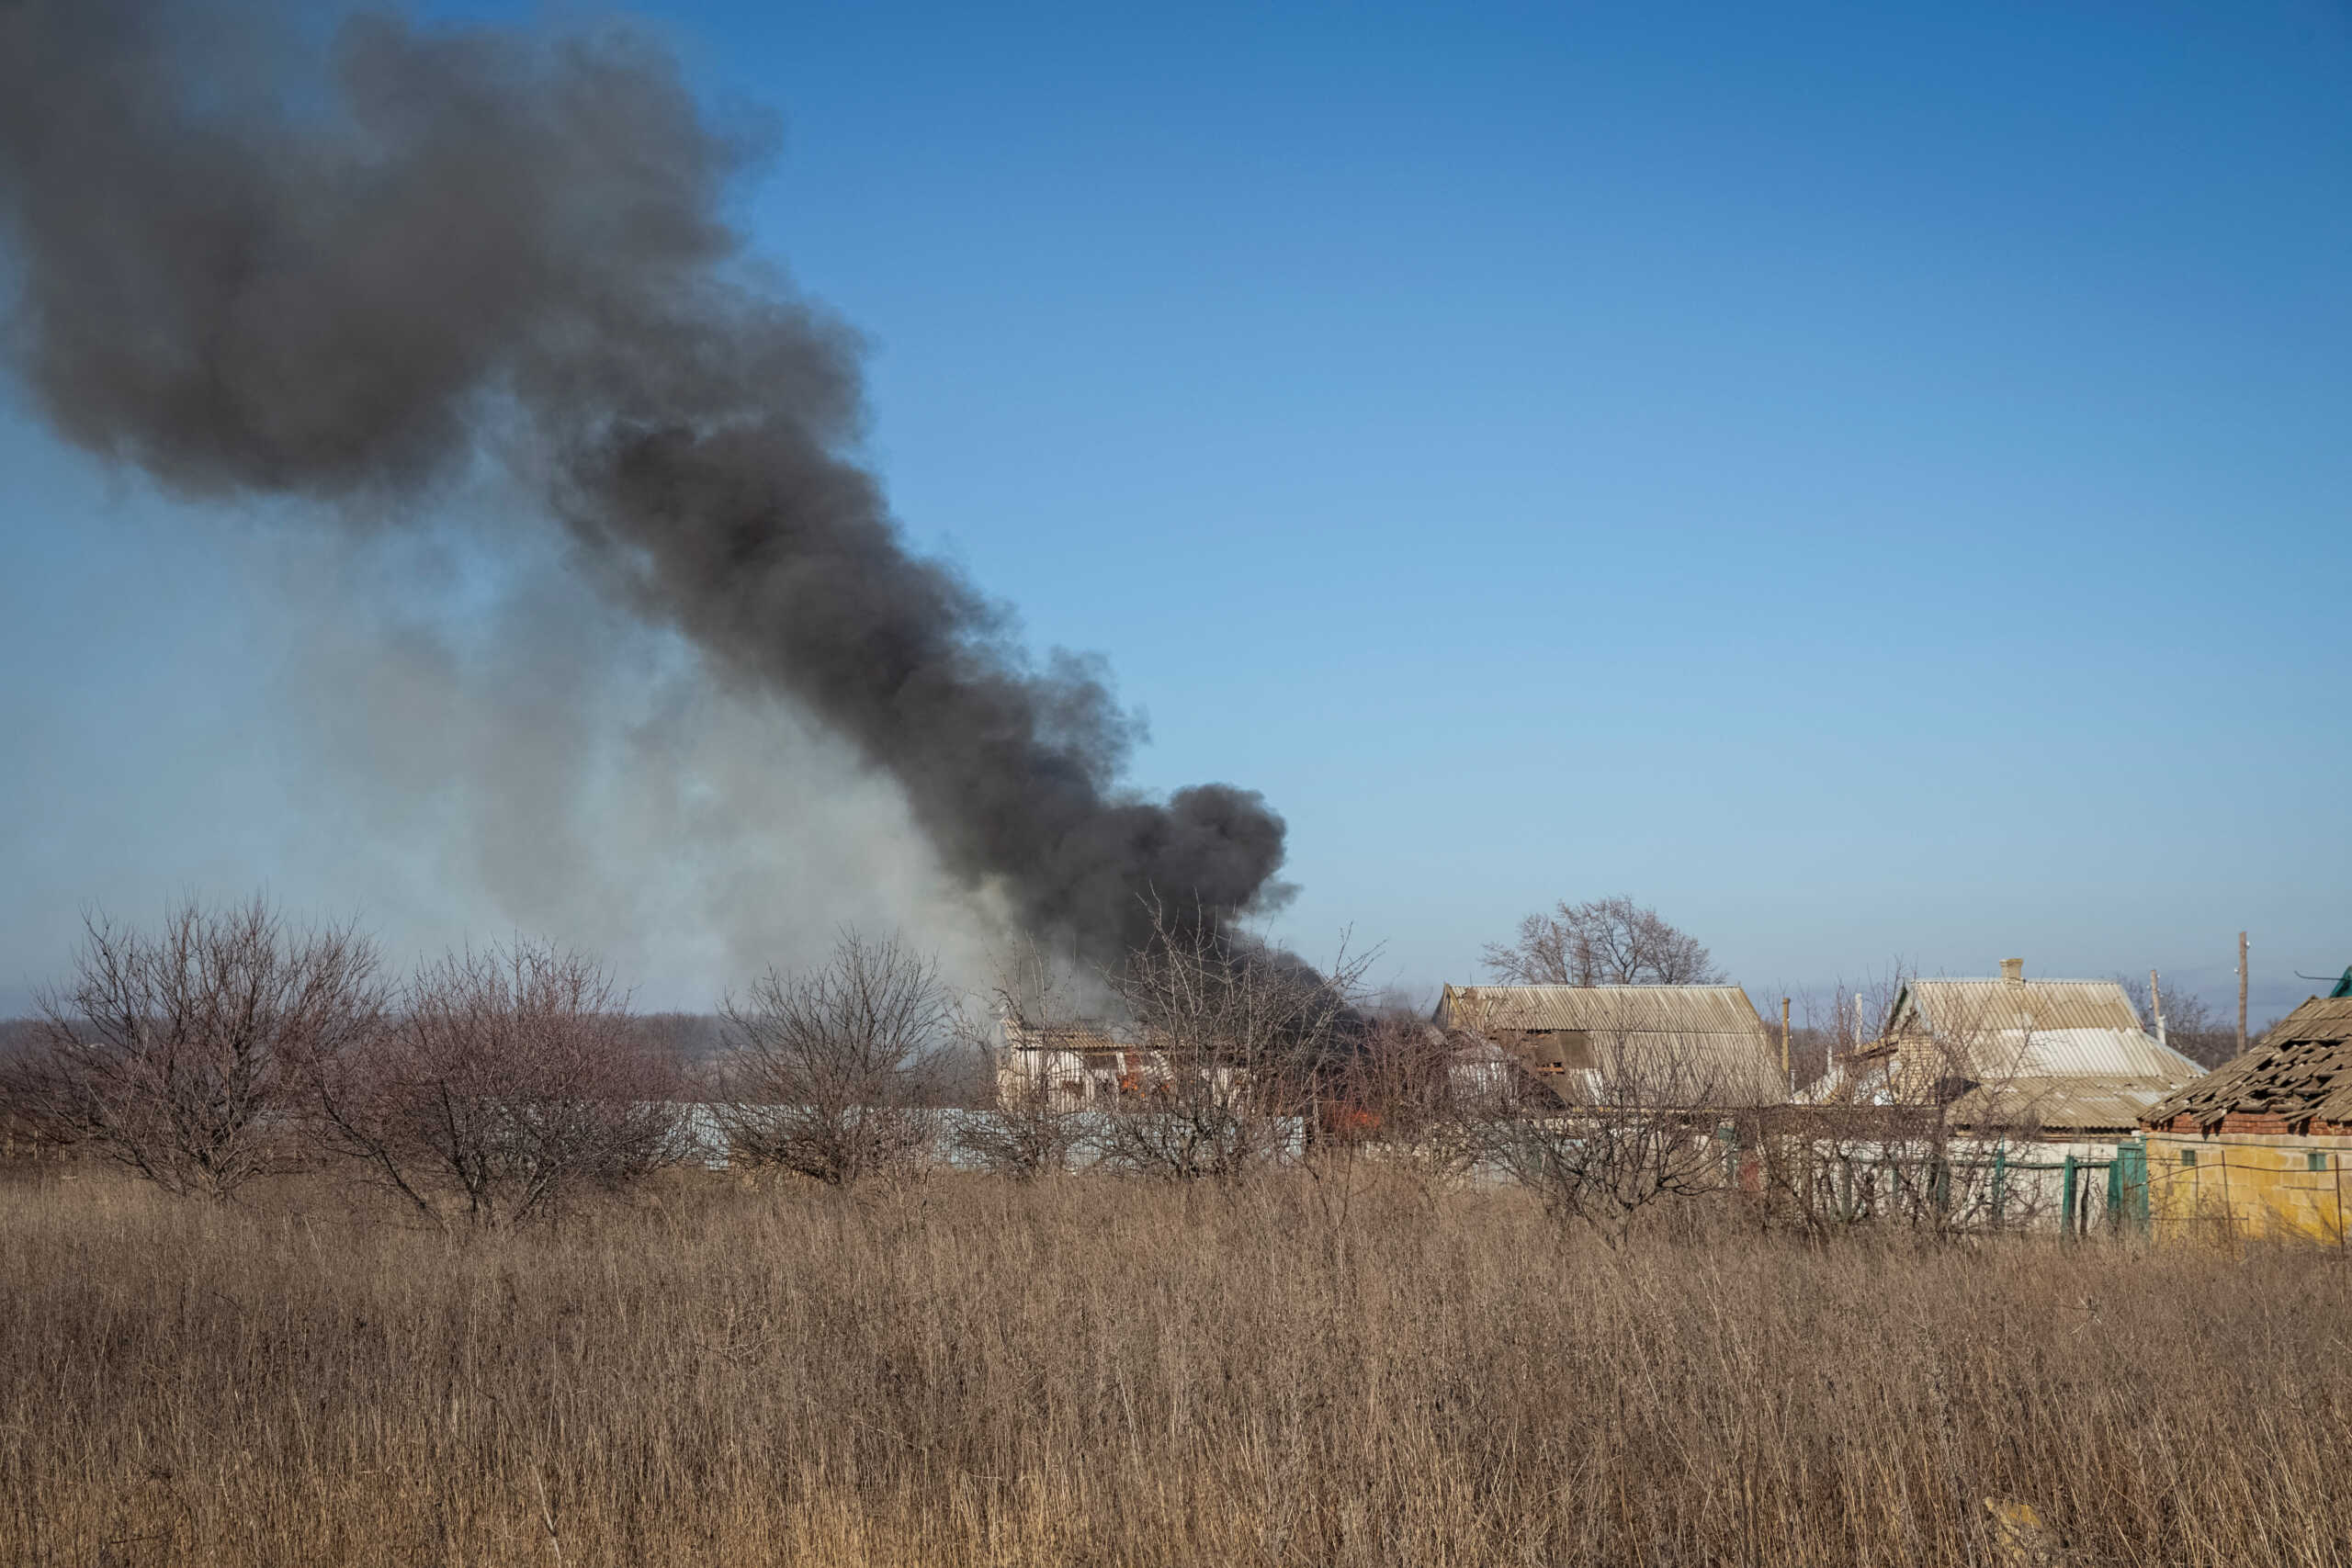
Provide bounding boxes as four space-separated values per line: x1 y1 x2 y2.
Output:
1999 957 2024 984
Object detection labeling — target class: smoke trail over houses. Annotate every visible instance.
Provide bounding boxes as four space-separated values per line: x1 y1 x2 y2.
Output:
0 0 1291 963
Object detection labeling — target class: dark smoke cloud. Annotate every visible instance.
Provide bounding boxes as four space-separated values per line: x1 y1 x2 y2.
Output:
0 0 1290 961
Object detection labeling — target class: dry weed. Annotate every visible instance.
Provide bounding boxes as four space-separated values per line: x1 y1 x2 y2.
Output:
0 1165 2344 1566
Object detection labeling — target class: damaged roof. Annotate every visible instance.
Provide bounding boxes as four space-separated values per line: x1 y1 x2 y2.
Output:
2143 997 2352 1133
1437 984 1769 1035
1000 1019 1127 1054
1434 985 1785 1106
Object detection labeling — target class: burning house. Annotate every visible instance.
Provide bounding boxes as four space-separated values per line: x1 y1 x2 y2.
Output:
995 1019 1146 1111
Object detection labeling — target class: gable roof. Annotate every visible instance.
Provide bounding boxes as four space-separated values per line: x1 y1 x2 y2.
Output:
1895 977 2138 1034
1437 984 1769 1036
1434 985 1784 1105
2143 997 2352 1132
1888 977 2202 1081
1000 1019 1126 1055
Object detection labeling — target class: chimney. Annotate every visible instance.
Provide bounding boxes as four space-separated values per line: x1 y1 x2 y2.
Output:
2000 957 2024 984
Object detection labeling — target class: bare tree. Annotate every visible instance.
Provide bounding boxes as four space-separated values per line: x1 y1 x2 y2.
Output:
305 941 682 1224
1748 976 2047 1240
952 938 1095 1179
1090 902 1369 1182
718 932 954 1186
1320 1014 1482 1168
16 897 385 1200
1478 1020 1732 1242
2113 974 2237 1070
1482 896 1723 987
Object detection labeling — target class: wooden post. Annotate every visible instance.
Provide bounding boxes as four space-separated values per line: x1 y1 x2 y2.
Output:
2238 931 2250 1055
1781 997 1792 1097
2062 1154 2079 1240
2149 968 2166 1050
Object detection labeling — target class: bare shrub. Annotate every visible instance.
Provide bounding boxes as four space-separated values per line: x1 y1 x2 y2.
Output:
1090 902 1367 1181
307 942 681 1224
1320 1014 1482 1169
718 932 954 1185
0 1017 74 1157
1482 894 1722 986
1479 1023 1732 1240
16 897 385 1199
7 1173 2347 1567
952 941 1094 1179
1750 978 2044 1239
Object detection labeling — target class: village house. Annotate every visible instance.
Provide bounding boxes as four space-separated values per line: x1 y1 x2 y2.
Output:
2140 994 2352 1242
994 1019 1148 1111
1432 984 1788 1107
1826 962 2200 1140
1784 963 2205 1232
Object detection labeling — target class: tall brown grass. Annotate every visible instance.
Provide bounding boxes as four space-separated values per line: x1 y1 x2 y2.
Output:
2 1164 2345 1566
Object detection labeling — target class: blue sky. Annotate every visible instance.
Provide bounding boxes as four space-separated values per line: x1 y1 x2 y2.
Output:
4 1 2348 1016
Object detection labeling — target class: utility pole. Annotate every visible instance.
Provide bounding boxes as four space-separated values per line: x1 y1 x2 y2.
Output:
2149 969 2166 1050
1781 997 1792 1097
2238 931 2250 1055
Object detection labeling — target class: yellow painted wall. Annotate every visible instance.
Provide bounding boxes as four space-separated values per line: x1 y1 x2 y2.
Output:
2144 1131 2352 1244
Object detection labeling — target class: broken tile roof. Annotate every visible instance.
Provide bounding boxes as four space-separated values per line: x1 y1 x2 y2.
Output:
2142 997 2352 1132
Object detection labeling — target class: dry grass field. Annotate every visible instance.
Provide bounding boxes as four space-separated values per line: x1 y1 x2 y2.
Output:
2 1164 2346 1567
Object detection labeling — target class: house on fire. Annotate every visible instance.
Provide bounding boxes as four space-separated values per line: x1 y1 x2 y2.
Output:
1432 984 1788 1108
994 1019 1146 1111
1819 962 2200 1139
2141 995 2352 1242
993 1018 1260 1111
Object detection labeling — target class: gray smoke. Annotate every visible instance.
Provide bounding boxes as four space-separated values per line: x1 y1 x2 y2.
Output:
0 0 1291 963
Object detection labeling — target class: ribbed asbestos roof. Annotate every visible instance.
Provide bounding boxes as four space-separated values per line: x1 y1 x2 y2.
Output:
1946 1077 2181 1134
2007 1028 2200 1080
1902 978 2141 1033
2143 998 2352 1131
1001 1020 1125 1054
1436 985 1784 1106
1438 984 1768 1034
1895 980 2201 1080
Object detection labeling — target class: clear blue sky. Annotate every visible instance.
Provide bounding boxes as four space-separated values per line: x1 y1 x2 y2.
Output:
4 0 2347 1018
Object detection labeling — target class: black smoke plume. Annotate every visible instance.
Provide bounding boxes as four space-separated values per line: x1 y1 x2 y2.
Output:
0 0 1290 962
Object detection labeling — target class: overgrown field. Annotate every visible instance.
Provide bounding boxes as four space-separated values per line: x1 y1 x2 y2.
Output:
2 1166 2346 1567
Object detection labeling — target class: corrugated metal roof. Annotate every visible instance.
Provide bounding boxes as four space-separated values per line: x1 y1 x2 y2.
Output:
2143 997 2352 1130
1438 984 1770 1034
